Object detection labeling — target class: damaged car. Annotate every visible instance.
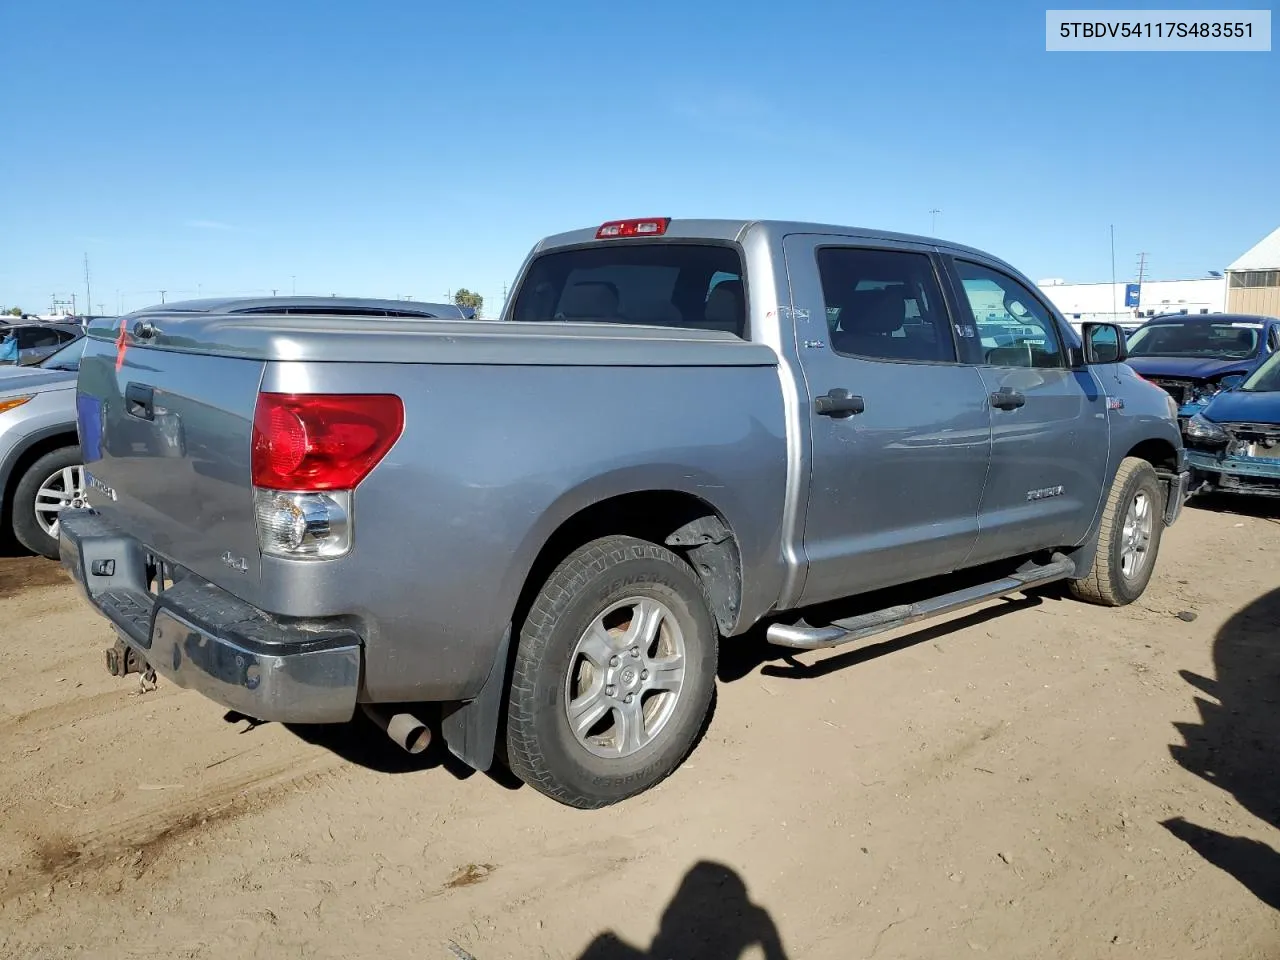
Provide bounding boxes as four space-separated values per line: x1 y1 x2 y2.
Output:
1184 346 1280 498
1125 314 1280 425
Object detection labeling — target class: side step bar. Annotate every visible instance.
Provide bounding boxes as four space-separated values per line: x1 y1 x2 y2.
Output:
766 555 1076 651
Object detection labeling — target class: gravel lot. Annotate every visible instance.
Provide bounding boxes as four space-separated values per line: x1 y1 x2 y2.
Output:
1 501 1277 960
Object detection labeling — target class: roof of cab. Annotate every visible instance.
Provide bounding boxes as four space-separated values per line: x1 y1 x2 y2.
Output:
534 218 1005 266
129 296 470 319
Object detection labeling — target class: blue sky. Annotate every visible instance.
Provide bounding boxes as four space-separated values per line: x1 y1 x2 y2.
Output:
1 0 1276 315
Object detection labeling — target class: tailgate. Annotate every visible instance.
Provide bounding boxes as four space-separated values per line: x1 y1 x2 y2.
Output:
77 332 265 591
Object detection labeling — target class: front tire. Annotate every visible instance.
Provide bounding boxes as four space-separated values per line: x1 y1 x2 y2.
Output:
11 448 85 560
1069 457 1164 606
505 535 718 808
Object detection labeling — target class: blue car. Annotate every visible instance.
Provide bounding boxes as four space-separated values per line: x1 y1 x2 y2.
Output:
1183 348 1280 498
1125 314 1280 425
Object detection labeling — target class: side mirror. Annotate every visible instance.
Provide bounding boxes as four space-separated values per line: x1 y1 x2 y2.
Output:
1218 373 1246 392
1081 322 1127 364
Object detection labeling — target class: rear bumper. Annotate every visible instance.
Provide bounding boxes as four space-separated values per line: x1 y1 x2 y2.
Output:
59 510 361 723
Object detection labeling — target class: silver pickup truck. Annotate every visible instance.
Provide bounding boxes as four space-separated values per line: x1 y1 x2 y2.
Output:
61 218 1188 808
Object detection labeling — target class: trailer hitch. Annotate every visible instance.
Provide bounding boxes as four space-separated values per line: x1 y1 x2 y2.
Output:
104 635 157 690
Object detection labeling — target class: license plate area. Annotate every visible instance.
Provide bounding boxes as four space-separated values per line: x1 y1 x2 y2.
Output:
145 554 176 597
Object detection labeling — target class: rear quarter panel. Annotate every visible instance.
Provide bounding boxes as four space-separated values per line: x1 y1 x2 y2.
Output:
262 360 789 703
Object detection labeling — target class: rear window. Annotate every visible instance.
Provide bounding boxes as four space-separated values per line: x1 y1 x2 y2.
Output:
510 243 746 337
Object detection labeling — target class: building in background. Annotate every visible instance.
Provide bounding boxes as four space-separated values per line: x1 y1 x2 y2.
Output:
1038 277 1226 332
1225 225 1280 317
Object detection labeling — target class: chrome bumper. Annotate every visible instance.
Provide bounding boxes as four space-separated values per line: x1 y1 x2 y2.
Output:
60 510 361 723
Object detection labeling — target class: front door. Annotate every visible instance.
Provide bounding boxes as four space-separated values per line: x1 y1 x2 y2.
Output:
783 236 993 606
946 257 1111 563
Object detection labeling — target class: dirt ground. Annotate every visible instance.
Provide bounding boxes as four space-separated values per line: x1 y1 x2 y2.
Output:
1 501 1278 960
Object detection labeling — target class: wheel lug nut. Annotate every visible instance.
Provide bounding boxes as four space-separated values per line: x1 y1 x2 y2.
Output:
641 670 649 680
606 685 616 697
609 655 620 667
624 694 634 704
630 646 640 658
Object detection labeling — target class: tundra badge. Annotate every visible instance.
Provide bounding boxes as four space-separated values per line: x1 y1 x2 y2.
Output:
1026 485 1065 502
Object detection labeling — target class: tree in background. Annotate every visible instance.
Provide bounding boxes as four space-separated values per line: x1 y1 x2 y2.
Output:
453 288 483 317
7 307 21 316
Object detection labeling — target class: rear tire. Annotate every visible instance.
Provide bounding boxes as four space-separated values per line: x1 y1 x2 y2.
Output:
1069 457 1164 607
11 447 84 560
505 535 718 809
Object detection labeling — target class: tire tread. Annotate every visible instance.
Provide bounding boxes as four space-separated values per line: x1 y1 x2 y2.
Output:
506 535 715 809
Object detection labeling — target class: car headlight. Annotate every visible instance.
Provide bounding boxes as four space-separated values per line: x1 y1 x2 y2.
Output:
1185 413 1227 442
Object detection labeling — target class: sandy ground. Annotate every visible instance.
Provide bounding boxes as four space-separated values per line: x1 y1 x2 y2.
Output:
0 501 1278 960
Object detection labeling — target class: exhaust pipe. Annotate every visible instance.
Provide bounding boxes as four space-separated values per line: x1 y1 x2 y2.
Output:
361 705 432 754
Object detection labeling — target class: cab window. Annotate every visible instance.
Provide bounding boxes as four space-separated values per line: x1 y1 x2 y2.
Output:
954 261 1064 369
815 247 956 363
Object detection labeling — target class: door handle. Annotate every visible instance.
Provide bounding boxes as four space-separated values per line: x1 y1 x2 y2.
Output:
815 388 865 418
125 382 154 421
989 387 1026 411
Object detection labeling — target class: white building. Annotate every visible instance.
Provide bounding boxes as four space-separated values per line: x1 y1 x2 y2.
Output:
1037 277 1226 331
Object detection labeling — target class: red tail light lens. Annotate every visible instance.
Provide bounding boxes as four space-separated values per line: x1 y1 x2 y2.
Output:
252 393 404 491
596 218 670 239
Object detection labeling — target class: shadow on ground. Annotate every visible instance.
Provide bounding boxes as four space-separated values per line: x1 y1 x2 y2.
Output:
574 860 788 959
1163 584 1280 910
222 707 523 789
1188 492 1280 523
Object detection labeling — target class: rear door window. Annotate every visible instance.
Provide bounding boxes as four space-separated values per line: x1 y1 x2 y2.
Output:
511 243 746 337
815 247 956 363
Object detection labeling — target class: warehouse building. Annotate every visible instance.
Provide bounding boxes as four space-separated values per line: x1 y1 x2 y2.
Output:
1225 225 1280 317
1037 277 1226 331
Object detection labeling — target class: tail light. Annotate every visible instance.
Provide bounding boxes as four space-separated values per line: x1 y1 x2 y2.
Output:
251 393 404 560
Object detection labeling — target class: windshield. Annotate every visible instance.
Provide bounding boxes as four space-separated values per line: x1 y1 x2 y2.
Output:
1126 321 1262 360
1240 350 1280 392
39 336 86 371
510 242 746 337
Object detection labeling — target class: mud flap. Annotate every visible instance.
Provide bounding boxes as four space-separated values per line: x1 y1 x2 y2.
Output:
440 624 512 772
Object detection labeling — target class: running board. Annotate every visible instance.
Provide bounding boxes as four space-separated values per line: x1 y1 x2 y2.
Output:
766 556 1076 651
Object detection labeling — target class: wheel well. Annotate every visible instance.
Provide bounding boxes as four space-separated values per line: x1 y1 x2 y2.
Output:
2 432 80 529
514 491 743 637
1125 438 1179 473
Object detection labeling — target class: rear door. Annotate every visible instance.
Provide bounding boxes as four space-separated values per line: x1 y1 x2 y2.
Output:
944 256 1110 563
782 235 993 605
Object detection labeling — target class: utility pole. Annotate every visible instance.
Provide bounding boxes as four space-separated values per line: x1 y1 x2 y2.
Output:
929 208 941 235
83 253 92 319
1109 225 1117 320
71 293 77 315
272 289 278 296
160 290 166 304
1135 252 1148 286
97 303 104 315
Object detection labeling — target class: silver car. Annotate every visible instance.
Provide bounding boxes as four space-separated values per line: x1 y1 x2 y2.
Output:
0 337 85 558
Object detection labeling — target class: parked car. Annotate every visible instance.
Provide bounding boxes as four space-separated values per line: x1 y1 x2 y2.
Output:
61 218 1186 808
1125 314 1280 425
0 336 87 558
1184 347 1280 498
0 323 82 367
